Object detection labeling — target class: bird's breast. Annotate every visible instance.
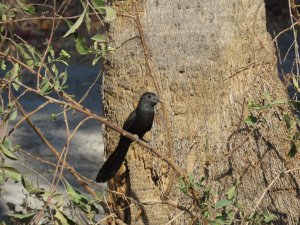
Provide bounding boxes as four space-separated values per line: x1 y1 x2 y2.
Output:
134 109 154 137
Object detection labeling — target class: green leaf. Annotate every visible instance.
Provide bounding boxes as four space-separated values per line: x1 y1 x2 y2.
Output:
248 101 263 110
22 176 45 195
245 115 257 126
63 5 88 38
51 113 57 121
91 34 108 42
54 209 76 225
12 80 20 91
0 169 5 185
63 19 74 29
42 190 62 202
84 7 91 32
11 63 19 79
10 63 20 91
75 35 90 55
288 142 297 158
51 64 58 76
15 44 34 69
49 47 54 59
24 5 35 15
92 56 101 66
23 43 40 63
290 100 300 112
10 108 17 121
226 186 236 200
5 70 11 79
40 77 52 95
270 99 288 106
66 181 84 204
0 144 18 160
263 91 272 102
1 60 6 70
293 76 299 92
65 180 95 213
212 217 227 225
9 212 37 220
54 80 60 89
60 70 68 86
3 138 13 150
16 0 36 15
59 49 70 58
1 166 22 182
283 114 292 130
92 0 105 8
292 132 300 142
104 6 116 22
263 213 277 223
215 199 232 209
0 4 16 21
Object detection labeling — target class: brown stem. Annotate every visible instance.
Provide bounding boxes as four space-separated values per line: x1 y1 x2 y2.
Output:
0 51 39 77
133 2 176 199
14 100 98 197
6 77 185 177
7 101 50 137
36 0 56 89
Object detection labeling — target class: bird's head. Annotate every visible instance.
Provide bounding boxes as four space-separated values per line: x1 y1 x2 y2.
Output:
139 92 161 106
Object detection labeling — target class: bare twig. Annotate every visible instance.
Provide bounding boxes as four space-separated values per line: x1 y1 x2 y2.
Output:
0 51 39 77
36 0 56 89
0 12 102 25
86 0 105 27
14 99 98 197
7 100 50 137
6 77 185 177
246 167 300 224
20 148 57 167
133 1 176 200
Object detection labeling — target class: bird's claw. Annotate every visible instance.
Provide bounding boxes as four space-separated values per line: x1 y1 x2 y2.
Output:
133 135 139 143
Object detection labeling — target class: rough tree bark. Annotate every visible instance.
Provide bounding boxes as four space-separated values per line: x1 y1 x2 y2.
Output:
103 0 300 224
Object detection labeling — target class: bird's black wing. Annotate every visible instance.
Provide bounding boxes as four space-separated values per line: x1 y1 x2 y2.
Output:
95 137 131 182
95 110 137 182
122 110 137 131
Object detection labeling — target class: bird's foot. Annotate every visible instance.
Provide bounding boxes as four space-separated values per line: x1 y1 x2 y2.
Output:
133 134 139 143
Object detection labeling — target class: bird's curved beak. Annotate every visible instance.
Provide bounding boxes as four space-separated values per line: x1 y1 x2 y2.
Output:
154 96 161 103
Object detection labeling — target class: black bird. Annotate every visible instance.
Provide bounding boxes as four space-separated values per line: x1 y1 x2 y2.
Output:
96 92 160 183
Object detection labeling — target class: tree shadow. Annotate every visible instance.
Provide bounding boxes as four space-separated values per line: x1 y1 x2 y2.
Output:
264 0 300 100
129 191 150 225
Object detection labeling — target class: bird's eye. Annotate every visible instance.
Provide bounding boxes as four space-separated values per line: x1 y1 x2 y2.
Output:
147 95 151 98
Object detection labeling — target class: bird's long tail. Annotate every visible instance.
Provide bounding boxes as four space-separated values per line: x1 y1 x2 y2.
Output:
95 137 132 182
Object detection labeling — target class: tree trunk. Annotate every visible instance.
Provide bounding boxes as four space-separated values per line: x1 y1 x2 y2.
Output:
103 0 300 224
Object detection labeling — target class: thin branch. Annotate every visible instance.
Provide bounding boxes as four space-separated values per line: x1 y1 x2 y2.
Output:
246 167 300 224
20 148 56 167
51 106 69 189
7 100 50 137
78 68 102 104
33 107 74 225
133 1 176 199
6 77 185 177
140 200 192 215
0 51 39 77
14 99 98 197
36 0 56 89
0 13 100 25
86 0 105 28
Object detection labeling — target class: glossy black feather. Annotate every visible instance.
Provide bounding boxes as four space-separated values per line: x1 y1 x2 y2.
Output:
95 92 160 183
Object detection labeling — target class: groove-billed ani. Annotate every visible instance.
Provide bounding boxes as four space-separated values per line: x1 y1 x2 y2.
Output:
95 92 160 183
